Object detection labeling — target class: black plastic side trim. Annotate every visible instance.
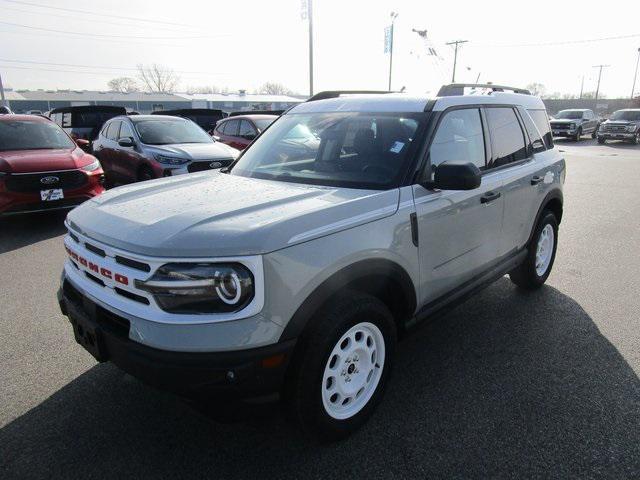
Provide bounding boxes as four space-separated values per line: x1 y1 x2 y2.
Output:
410 212 419 247
408 248 527 328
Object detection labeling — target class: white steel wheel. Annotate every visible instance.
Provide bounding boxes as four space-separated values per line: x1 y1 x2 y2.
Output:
535 224 555 276
321 322 386 420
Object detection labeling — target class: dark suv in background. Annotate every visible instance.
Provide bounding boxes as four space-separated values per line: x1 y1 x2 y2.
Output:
597 109 640 144
550 109 600 141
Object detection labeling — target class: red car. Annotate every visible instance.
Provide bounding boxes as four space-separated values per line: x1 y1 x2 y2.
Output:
0 115 105 216
212 114 277 150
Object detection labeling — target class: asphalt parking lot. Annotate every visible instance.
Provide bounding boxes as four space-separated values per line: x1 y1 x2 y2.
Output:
1 138 639 479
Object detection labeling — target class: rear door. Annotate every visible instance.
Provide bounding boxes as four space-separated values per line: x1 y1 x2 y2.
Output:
237 120 258 149
413 107 505 305
488 106 547 256
112 120 140 183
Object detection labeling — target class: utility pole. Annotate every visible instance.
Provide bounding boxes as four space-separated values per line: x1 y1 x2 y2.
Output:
592 64 609 105
631 47 640 100
388 12 398 91
0 72 6 107
446 39 468 83
307 0 314 96
579 75 584 99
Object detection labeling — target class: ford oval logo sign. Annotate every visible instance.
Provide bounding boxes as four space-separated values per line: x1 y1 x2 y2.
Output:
209 162 222 169
40 176 60 185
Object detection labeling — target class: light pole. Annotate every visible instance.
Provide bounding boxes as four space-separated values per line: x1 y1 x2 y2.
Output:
307 0 314 96
631 47 640 100
446 39 468 83
388 12 398 91
0 72 6 107
592 64 609 105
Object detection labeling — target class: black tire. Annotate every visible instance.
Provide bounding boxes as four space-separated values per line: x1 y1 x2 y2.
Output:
509 211 558 290
597 137 606 144
631 133 640 145
573 128 582 142
591 129 597 139
137 165 155 182
285 291 397 442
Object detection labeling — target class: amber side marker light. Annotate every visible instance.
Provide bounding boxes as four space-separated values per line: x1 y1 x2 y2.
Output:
261 354 286 369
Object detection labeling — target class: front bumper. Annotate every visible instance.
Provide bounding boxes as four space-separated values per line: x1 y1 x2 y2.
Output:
551 128 577 137
597 131 636 140
57 278 296 400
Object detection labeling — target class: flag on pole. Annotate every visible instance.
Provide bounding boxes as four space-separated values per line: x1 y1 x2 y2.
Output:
384 26 392 53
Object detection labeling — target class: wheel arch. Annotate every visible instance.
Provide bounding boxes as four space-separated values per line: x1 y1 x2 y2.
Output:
279 258 417 342
528 189 563 245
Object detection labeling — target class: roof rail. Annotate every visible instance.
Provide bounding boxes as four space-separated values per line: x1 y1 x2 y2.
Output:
437 83 531 97
306 90 395 102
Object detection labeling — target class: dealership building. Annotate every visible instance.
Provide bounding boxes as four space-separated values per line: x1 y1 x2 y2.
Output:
3 89 303 114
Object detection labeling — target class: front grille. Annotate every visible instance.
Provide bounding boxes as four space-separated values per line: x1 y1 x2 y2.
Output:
4 197 87 213
602 124 628 133
5 170 87 193
550 123 571 130
187 159 232 173
85 243 106 257
115 255 150 272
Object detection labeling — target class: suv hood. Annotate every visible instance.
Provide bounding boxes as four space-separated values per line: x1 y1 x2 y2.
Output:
147 142 238 161
602 120 640 125
550 119 580 125
67 172 400 257
0 147 83 173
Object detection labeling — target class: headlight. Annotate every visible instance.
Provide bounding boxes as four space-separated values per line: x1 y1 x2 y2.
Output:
626 125 637 132
569 123 576 129
155 155 189 165
81 159 102 172
135 263 254 314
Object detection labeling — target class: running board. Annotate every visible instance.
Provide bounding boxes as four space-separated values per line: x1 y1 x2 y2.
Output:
407 249 528 328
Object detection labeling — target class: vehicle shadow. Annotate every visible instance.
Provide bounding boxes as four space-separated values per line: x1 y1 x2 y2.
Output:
1 280 639 479
554 137 639 151
0 211 67 255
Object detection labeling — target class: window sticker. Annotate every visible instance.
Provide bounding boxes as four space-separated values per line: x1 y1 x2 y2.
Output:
389 141 404 153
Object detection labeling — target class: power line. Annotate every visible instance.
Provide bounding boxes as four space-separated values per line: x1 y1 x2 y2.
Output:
477 32 640 48
0 20 230 40
0 4 199 33
0 58 228 75
0 0 207 30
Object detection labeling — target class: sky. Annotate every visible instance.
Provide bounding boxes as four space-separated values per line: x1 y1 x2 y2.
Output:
1 0 639 98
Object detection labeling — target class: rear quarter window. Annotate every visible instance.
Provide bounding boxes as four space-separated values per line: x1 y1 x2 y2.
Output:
527 109 554 150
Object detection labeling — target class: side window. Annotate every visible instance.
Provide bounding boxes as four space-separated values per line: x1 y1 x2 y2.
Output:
520 109 545 154
223 119 239 136
239 120 257 139
429 108 486 171
118 121 134 140
485 107 527 168
527 109 553 149
106 121 120 141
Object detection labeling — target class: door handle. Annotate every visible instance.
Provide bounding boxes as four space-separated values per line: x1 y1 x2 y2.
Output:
480 191 501 204
531 175 543 185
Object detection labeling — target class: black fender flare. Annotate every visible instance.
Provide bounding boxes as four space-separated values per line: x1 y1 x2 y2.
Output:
527 188 563 245
279 258 417 342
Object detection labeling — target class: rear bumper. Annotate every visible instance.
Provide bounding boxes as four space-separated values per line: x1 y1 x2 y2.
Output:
57 279 296 401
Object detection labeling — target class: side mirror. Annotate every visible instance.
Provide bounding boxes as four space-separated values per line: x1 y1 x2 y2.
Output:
118 137 135 148
75 138 90 152
212 135 221 142
429 161 481 190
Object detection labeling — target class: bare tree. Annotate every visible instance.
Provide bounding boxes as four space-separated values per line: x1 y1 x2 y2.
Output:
185 85 221 94
136 64 180 93
107 77 140 93
525 82 546 97
258 82 295 95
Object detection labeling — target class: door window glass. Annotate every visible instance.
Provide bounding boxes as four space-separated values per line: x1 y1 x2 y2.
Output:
239 120 257 139
486 107 527 168
429 108 485 170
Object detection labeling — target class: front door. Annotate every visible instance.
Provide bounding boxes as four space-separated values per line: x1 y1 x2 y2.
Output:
413 107 505 306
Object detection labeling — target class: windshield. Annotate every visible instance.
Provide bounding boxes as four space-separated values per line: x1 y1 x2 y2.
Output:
134 119 213 145
555 110 584 119
253 118 276 131
0 119 75 151
231 111 426 189
610 110 640 121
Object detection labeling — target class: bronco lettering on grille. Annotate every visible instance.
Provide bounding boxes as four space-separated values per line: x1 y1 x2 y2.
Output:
65 245 129 286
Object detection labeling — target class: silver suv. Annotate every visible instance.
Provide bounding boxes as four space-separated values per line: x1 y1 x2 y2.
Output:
57 84 564 441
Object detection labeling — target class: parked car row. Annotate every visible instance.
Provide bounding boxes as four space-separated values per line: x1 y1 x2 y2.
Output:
550 108 640 144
